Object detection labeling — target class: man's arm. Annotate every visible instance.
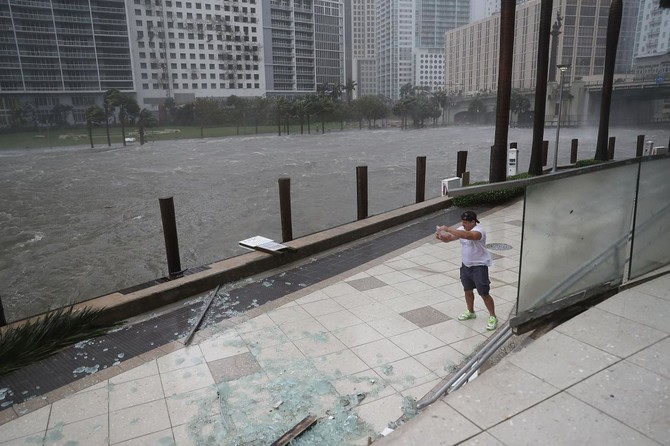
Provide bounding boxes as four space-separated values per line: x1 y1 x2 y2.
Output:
444 226 482 240
436 225 458 242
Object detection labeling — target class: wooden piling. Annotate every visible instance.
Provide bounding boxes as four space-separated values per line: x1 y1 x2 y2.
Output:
456 151 468 178
415 156 426 203
542 140 548 166
356 166 368 220
570 138 578 164
0 295 6 327
159 197 182 278
636 134 645 157
608 136 616 160
278 177 293 242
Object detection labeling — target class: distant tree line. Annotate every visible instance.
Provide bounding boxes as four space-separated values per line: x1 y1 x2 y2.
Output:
3 81 533 140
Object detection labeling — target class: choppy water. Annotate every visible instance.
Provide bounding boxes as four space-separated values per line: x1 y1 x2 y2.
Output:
0 125 664 322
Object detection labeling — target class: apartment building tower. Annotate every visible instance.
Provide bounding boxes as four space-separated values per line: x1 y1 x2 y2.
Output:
127 0 264 107
262 0 345 96
634 0 670 78
376 0 415 100
351 0 376 97
414 0 469 93
0 0 133 126
445 0 641 96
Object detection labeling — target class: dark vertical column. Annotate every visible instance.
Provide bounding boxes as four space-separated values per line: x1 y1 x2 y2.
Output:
542 140 549 166
491 0 517 183
457 151 468 178
415 156 426 203
356 166 368 220
489 145 495 180
595 0 623 160
0 296 6 327
608 136 616 160
278 177 293 242
159 197 182 277
636 135 645 157
570 138 579 164
530 0 554 176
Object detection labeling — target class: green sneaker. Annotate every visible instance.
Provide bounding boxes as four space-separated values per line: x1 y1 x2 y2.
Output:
487 316 498 331
458 310 476 321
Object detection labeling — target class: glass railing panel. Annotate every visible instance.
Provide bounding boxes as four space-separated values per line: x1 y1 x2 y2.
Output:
517 163 638 314
629 157 670 279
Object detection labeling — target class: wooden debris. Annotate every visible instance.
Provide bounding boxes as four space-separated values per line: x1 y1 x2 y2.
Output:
270 414 317 446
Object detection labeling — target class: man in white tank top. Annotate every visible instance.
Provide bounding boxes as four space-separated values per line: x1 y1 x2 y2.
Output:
436 210 498 331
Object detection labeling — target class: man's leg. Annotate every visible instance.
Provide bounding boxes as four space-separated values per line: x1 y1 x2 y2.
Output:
481 294 496 317
464 289 476 313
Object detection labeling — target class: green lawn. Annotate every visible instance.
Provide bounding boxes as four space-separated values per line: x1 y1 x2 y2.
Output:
0 121 359 150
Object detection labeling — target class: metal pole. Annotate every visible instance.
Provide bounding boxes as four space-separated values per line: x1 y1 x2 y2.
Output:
278 177 293 242
159 197 182 278
552 70 565 172
415 156 426 203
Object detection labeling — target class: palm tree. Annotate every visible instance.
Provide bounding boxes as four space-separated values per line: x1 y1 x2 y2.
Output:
136 109 157 145
344 79 357 103
249 96 269 133
595 0 623 160
103 89 123 146
433 89 448 124
468 96 485 124
85 105 105 148
509 90 530 125
274 97 289 136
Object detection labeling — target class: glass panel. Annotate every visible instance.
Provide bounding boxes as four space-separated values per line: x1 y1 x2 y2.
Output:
629 158 670 279
517 164 638 314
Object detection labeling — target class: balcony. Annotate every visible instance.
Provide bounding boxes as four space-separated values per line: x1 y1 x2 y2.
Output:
53 15 92 24
14 25 55 33
10 1 51 9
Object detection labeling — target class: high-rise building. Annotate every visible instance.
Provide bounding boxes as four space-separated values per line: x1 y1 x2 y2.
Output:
634 0 670 78
0 0 133 126
127 0 264 107
376 0 415 100
414 0 469 93
262 0 345 96
315 1 345 88
416 0 469 49
369 0 470 101
351 0 376 97
445 0 641 96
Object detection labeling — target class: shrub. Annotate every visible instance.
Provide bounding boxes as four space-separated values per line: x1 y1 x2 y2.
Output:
452 173 530 207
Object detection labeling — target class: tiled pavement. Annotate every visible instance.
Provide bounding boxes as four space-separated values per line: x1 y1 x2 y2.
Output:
2 198 669 445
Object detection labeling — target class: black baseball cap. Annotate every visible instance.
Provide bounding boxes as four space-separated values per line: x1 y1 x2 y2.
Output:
461 211 480 223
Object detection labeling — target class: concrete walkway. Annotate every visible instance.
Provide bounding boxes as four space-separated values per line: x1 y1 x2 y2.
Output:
1 198 668 445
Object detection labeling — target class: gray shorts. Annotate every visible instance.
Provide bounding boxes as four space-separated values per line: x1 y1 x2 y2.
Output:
460 264 491 296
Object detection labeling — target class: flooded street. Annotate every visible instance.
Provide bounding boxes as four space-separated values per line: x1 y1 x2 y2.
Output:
0 125 662 322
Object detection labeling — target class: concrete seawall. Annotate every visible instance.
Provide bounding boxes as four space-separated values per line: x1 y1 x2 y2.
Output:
5 195 454 329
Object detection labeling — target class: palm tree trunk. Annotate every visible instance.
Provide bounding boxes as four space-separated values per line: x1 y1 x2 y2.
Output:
88 123 94 148
104 105 111 147
595 0 622 160
529 0 553 175
491 0 516 183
